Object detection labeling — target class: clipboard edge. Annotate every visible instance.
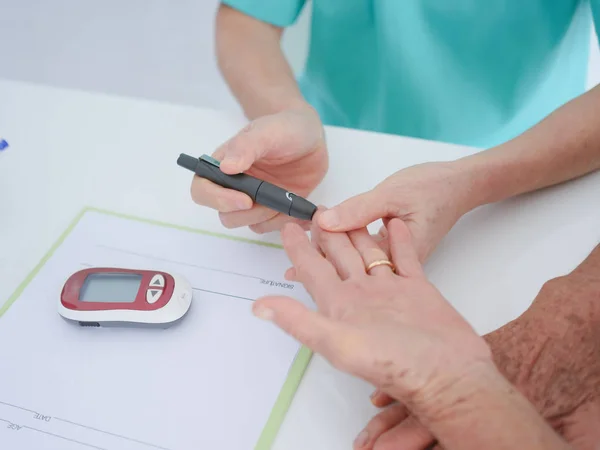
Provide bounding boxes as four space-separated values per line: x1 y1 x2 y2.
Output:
254 346 313 450
1 206 313 449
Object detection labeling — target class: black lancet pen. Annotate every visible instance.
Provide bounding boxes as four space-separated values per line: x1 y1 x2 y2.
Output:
177 153 317 221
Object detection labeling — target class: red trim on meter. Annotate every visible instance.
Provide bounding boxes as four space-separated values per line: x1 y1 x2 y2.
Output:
60 268 175 311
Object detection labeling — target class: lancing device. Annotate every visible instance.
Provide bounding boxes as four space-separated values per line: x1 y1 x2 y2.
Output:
177 153 317 221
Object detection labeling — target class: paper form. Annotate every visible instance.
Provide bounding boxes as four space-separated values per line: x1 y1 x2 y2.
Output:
0 209 313 450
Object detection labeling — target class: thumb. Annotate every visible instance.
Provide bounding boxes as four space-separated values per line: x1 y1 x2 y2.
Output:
318 189 387 231
253 296 335 355
214 120 269 175
387 219 424 278
372 225 391 258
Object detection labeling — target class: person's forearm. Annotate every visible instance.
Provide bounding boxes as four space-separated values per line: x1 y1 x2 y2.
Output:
415 246 600 449
416 363 570 450
547 243 600 325
571 243 600 281
215 4 309 119
456 84 600 210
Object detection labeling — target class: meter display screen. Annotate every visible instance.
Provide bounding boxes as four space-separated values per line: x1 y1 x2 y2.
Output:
79 273 142 303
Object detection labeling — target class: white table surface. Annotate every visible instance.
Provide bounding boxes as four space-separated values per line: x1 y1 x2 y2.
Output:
1 78 600 449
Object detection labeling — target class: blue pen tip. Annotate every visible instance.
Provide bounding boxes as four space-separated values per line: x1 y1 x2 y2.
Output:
0 139 8 151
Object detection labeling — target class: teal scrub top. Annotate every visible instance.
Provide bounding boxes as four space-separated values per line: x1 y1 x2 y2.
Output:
223 0 600 148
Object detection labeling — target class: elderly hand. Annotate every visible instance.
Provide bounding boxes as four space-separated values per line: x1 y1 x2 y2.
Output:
317 161 478 262
190 104 327 233
253 217 493 428
363 273 600 450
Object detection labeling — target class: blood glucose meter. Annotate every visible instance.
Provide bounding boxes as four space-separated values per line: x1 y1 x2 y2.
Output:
58 268 192 328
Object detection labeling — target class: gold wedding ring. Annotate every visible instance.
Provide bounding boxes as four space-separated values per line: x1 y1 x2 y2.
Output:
365 260 396 274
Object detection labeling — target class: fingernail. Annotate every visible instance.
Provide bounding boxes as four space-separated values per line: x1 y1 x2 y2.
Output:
222 156 240 171
319 210 339 229
284 267 296 280
253 306 274 321
370 390 379 401
354 430 369 448
378 226 388 238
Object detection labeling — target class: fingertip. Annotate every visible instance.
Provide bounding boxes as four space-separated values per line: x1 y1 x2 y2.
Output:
311 206 328 229
252 302 275 321
319 191 381 231
219 156 245 174
387 218 411 242
300 220 312 231
191 177 253 212
387 219 423 278
219 205 278 229
211 147 226 162
318 209 340 230
370 390 382 406
218 213 237 229
370 391 395 408
219 132 257 174
219 192 253 213
253 295 282 315
281 223 308 252
284 267 297 281
282 221 306 239
378 225 388 239
252 215 300 235
236 195 254 211
249 224 266 235
357 403 410 450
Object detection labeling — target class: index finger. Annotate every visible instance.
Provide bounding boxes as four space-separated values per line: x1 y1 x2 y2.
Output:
281 223 342 299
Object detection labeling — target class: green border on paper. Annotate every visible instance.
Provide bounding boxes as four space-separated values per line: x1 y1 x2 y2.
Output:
0 206 312 450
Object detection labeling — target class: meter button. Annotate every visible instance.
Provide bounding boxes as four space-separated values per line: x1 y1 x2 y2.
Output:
149 274 165 288
146 289 162 304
